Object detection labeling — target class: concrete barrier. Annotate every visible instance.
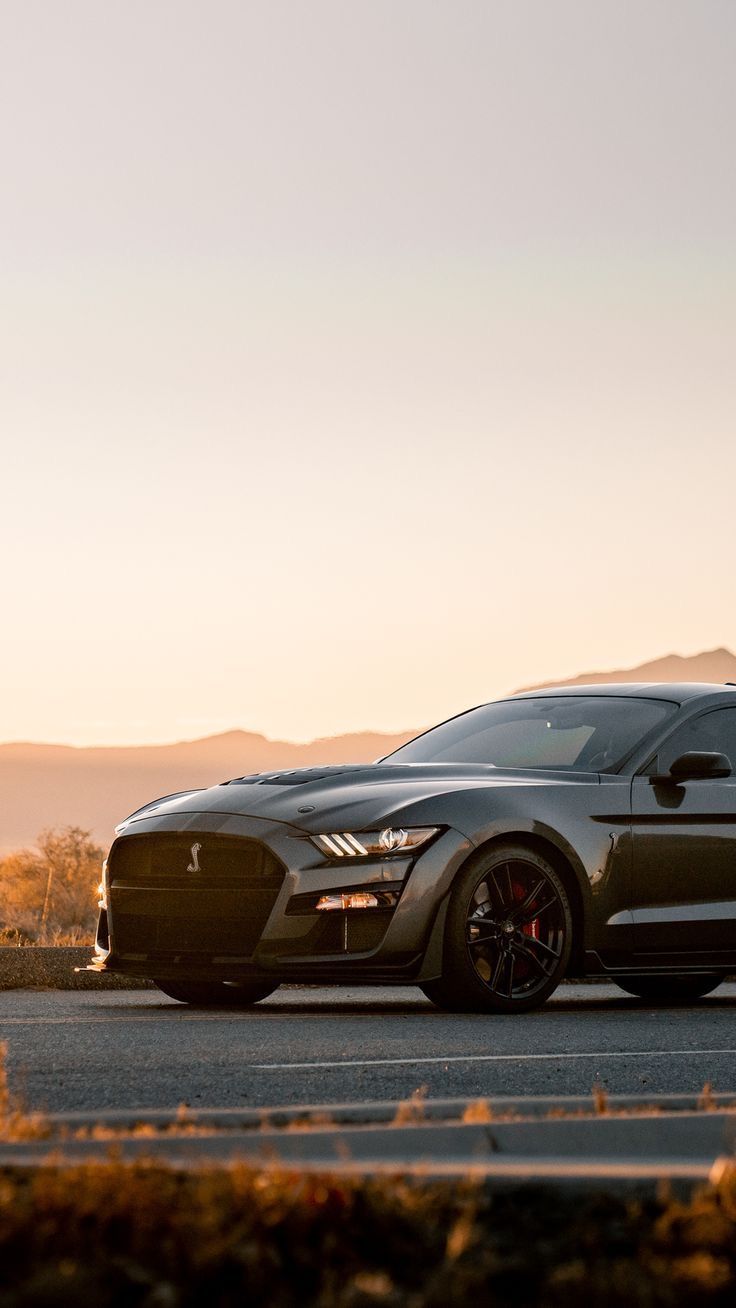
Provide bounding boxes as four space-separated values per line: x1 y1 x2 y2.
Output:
0 947 151 990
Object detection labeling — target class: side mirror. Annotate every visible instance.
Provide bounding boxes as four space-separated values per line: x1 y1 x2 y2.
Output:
650 751 732 785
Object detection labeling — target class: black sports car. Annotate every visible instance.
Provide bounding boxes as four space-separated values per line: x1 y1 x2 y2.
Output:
88 682 736 1012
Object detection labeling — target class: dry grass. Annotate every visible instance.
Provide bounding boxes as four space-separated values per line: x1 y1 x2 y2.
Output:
699 1084 718 1112
592 1081 610 1115
0 1160 734 1304
392 1086 428 1126
0 927 94 947
461 1099 494 1124
0 1043 49 1141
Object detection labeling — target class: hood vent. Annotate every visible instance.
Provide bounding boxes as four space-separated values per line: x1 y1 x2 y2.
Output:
225 765 371 788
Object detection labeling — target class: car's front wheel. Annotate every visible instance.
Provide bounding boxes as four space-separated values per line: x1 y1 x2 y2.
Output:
614 976 721 1002
422 843 573 1013
153 979 278 1007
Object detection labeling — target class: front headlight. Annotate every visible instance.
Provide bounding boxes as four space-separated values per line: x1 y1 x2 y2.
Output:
310 826 439 858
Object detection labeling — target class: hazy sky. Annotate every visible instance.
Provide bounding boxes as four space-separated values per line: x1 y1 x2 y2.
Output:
2 0 735 746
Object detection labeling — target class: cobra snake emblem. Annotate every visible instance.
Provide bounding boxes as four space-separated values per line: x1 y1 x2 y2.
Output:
187 842 202 873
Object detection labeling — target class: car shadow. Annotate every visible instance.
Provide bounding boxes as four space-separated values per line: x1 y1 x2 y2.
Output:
112 987 736 1018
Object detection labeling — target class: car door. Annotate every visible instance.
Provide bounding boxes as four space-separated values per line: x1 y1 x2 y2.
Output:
630 705 736 962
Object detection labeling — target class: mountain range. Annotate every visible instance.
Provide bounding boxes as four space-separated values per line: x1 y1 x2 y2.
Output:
1 647 734 854
516 646 736 693
0 728 415 856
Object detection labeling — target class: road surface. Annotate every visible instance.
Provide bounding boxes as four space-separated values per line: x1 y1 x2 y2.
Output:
1 983 734 1114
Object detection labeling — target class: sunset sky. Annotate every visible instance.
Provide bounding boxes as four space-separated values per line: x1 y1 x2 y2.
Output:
2 0 735 747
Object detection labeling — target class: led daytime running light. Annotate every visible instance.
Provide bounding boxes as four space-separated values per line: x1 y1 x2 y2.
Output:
312 826 439 858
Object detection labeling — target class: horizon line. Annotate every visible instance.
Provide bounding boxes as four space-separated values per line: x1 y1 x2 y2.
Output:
0 723 424 754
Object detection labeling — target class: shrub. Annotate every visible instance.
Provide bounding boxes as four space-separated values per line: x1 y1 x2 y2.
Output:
0 826 103 943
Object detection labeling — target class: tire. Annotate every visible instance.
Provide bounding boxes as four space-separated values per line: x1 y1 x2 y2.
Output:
153 979 278 1007
614 976 721 1002
421 843 573 1014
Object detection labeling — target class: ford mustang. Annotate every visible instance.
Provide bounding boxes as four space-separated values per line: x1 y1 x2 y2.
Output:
88 682 736 1012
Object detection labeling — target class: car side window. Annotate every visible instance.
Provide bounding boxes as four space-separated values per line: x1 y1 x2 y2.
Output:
649 707 736 775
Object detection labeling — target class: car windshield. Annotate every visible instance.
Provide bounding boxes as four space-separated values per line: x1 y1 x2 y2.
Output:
383 696 676 772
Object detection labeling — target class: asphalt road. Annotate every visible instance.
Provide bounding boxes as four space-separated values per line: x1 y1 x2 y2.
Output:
1 984 736 1115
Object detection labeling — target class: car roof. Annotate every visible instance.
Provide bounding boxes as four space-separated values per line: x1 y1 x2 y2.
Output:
509 682 736 703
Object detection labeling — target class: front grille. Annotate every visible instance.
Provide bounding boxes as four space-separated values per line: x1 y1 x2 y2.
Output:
108 833 285 958
110 908 271 955
110 833 283 891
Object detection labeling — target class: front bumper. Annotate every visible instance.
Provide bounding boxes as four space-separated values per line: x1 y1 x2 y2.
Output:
88 810 472 984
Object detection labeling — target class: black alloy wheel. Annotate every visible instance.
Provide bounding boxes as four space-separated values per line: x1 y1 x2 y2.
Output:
422 843 572 1013
153 979 278 1007
614 976 722 1002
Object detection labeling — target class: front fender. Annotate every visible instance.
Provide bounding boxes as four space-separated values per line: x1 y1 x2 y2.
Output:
448 782 633 959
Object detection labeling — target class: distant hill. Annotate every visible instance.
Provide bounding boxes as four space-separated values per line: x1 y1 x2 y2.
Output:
0 728 417 855
2 646 735 854
516 646 736 694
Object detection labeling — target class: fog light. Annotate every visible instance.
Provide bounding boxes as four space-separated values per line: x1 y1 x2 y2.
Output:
316 892 381 911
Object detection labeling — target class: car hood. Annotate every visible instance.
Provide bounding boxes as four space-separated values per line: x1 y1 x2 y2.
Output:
119 762 598 835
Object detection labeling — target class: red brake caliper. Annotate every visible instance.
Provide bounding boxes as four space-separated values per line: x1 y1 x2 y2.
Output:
512 881 539 940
